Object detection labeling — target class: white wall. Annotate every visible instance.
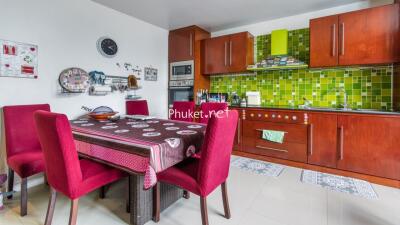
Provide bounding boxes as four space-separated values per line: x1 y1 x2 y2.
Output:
0 0 168 178
212 0 394 37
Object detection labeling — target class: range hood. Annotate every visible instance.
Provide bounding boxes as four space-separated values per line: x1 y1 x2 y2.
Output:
248 29 308 71
271 29 289 56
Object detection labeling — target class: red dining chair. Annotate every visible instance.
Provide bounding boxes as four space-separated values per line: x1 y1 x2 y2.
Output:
170 101 195 122
153 110 239 225
199 102 228 124
126 100 149 115
3 104 50 216
34 111 126 225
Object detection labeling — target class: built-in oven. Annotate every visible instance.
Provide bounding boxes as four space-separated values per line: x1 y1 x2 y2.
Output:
170 60 194 81
168 80 194 108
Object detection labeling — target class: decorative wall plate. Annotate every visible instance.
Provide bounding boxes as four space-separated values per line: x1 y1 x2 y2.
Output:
59 68 89 93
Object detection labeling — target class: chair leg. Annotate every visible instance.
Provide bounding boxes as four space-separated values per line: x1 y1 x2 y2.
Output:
7 168 14 199
200 197 209 225
68 199 79 225
126 177 131 213
20 178 28 216
44 173 49 186
183 190 190 199
44 187 57 225
152 182 160 222
99 186 106 199
221 182 231 219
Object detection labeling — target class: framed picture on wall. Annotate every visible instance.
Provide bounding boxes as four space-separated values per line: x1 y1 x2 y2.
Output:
144 67 157 81
0 39 38 79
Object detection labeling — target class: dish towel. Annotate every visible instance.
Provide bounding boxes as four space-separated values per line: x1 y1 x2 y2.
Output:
262 130 285 144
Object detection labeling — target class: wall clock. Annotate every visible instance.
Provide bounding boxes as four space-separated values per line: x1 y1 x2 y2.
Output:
97 37 118 58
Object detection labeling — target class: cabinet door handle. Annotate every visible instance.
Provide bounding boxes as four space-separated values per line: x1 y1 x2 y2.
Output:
189 33 193 56
340 23 345 56
308 124 313 155
256 145 288 153
237 119 241 144
332 24 336 56
338 126 344 160
229 41 232 66
224 42 228 66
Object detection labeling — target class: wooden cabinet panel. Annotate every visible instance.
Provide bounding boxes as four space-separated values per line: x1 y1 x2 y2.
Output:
169 27 194 62
203 36 229 74
245 109 306 124
307 113 338 168
202 32 254 75
233 117 242 151
242 120 308 163
337 115 400 180
229 32 254 73
338 4 400 65
310 4 400 68
310 15 339 67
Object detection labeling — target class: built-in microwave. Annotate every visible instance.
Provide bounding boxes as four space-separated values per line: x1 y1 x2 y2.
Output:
170 60 194 81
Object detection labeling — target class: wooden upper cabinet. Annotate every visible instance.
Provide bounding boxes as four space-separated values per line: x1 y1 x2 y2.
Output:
310 15 339 67
337 115 400 180
203 32 254 75
338 4 400 65
203 35 230 74
307 113 338 168
169 27 195 62
310 3 400 67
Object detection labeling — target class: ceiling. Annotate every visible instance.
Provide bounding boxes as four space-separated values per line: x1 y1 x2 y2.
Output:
92 0 363 32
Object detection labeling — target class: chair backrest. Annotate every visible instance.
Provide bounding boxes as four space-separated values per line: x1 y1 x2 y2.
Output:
34 111 83 198
199 102 228 124
126 100 149 116
170 101 195 122
3 104 50 157
197 110 238 196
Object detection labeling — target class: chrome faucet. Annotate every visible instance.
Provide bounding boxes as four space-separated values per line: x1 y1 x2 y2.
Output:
338 87 349 110
302 97 312 109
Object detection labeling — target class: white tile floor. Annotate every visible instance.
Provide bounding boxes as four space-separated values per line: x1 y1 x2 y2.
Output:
1 164 400 225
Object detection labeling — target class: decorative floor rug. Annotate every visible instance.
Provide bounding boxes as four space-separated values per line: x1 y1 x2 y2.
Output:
230 156 285 177
301 170 378 199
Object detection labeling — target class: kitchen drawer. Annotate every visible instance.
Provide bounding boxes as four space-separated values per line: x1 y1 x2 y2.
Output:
244 109 306 124
242 120 308 144
242 120 308 162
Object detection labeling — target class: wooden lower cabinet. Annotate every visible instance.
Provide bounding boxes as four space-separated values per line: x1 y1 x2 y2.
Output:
236 108 400 181
337 115 400 180
242 120 308 163
233 117 242 151
307 113 338 168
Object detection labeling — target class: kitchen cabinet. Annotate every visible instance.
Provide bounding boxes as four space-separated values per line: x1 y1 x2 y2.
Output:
169 27 195 62
307 113 338 168
310 4 400 67
232 107 400 182
310 15 339 67
203 32 254 74
241 109 308 163
337 115 400 180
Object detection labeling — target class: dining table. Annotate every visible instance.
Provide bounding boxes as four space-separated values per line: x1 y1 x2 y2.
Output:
70 116 207 225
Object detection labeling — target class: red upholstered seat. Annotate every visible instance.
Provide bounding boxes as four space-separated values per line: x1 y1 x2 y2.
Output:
34 111 126 225
34 111 125 199
157 158 200 194
3 104 50 216
7 151 45 178
126 100 149 115
170 101 195 122
154 110 238 225
199 102 228 124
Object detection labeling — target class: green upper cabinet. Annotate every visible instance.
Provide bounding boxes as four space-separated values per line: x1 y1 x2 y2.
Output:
310 3 400 68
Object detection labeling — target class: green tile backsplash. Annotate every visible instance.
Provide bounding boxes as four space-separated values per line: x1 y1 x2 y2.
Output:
210 28 393 110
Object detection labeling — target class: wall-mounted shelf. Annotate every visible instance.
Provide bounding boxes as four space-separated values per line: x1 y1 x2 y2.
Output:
247 64 309 71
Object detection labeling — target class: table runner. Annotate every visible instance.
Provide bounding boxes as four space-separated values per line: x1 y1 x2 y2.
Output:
70 117 206 189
